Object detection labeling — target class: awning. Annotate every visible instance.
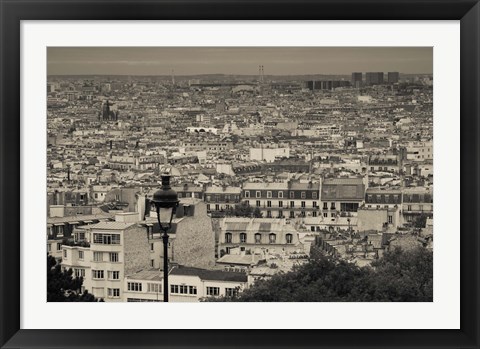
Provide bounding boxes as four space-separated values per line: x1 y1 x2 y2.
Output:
146 223 154 227
82 220 93 223
53 223 65 226
69 221 80 225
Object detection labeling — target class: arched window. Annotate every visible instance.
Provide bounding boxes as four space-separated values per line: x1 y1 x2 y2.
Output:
240 233 247 243
286 233 293 244
254 233 261 244
225 233 232 243
269 233 276 244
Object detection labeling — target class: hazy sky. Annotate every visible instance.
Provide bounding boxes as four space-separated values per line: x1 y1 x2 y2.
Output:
48 47 433 76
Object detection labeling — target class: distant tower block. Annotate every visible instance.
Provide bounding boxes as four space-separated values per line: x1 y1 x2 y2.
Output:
259 65 264 83
171 69 175 86
101 100 119 121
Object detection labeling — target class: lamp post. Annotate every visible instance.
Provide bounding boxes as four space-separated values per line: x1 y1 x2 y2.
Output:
151 175 179 302
347 218 351 234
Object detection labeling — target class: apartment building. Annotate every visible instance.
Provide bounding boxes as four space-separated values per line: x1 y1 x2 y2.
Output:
218 217 300 256
242 180 320 219
122 266 248 302
61 213 150 302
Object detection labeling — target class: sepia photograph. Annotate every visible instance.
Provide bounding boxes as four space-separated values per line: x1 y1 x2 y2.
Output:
46 47 433 303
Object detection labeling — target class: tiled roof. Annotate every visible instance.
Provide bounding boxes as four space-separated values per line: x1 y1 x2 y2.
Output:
243 182 288 190
322 178 364 185
126 269 162 281
47 213 113 225
169 266 248 282
77 221 137 230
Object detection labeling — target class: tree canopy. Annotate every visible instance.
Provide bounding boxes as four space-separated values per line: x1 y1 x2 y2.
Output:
47 255 100 302
203 247 432 302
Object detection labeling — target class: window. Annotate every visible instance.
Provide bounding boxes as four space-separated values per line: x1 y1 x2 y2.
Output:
93 233 121 245
47 244 51 252
109 252 119 262
301 192 306 199
93 252 103 262
92 270 104 279
419 205 424 211
148 283 161 293
225 233 232 243
256 200 261 207
171 285 179 294
127 282 142 292
206 204 210 211
256 191 261 198
245 191 250 198
301 211 306 217
78 251 84 260
331 213 336 217
289 192 294 199
107 288 120 298
225 288 238 297
150 243 154 252
290 201 294 208
278 201 283 207
286 234 293 244
267 191 272 198
95 193 98 199
267 211 272 218
407 205 412 211
312 211 317 217
240 233 247 243
312 192 318 199
331 203 336 210
278 191 284 198
323 202 328 210
313 201 318 208
290 211 295 218
108 271 120 280
388 215 393 224
63 249 67 258
323 213 328 218
206 287 220 296
189 286 197 295
150 259 155 267
301 201 306 208
269 233 276 244
255 233 261 244
75 268 85 278
278 210 283 218
267 200 272 207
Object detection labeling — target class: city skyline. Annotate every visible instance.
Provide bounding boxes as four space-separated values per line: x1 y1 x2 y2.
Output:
48 47 433 76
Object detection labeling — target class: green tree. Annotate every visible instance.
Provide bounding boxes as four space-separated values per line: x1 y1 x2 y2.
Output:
369 247 433 301
203 247 432 302
47 255 99 302
226 202 263 218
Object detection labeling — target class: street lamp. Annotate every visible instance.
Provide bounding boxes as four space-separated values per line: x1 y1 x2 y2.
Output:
347 218 351 233
151 175 179 302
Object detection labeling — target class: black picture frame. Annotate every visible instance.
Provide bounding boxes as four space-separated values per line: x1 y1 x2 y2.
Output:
1 1 479 348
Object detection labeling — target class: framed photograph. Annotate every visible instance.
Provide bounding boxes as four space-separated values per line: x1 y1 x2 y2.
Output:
1 0 479 348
